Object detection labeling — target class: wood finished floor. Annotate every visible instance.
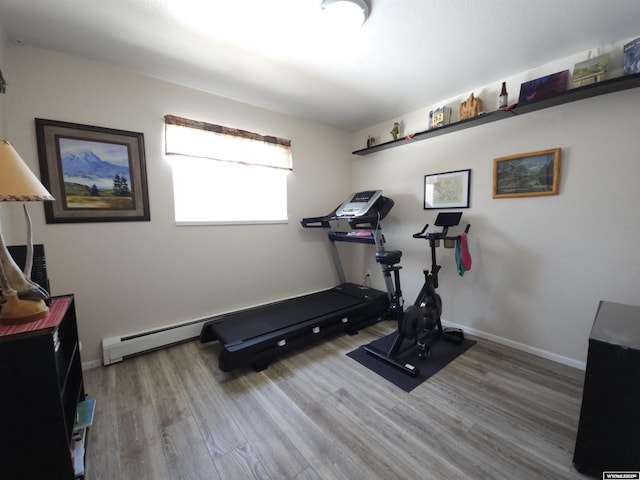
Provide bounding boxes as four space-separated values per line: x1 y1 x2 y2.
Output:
84 321 590 480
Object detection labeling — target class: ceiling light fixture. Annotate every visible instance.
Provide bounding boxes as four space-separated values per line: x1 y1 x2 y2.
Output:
321 0 370 28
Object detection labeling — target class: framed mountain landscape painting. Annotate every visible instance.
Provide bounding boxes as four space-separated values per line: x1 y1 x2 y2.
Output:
35 119 150 223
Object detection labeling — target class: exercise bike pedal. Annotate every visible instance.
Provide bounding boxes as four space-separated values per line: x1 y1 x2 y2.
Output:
417 341 433 359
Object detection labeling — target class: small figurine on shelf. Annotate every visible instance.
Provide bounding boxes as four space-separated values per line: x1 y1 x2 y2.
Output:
390 122 400 140
460 92 483 120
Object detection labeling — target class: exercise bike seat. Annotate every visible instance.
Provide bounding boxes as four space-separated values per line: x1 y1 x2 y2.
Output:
376 250 402 266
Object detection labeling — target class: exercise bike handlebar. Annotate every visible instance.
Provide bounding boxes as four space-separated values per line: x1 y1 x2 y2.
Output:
412 223 430 238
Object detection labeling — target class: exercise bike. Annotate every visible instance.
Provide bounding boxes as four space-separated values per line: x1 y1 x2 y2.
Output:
364 212 470 376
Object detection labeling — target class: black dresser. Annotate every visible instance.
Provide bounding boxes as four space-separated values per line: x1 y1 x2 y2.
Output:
573 301 640 475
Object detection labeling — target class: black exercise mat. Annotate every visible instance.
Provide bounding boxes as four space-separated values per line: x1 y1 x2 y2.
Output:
347 331 476 392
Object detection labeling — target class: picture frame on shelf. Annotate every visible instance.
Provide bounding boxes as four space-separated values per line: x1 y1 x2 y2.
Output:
573 53 609 87
429 106 452 129
424 169 471 209
35 118 150 223
623 37 640 75
518 70 569 105
493 148 560 198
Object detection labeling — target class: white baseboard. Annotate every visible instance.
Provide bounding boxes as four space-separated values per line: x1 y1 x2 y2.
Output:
443 319 587 371
83 315 587 372
101 318 207 366
82 359 102 370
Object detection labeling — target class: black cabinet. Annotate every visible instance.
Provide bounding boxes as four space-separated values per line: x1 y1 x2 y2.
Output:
0 295 88 479
573 301 640 475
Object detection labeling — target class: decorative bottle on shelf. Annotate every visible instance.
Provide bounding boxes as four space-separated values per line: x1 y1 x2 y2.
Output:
499 82 508 109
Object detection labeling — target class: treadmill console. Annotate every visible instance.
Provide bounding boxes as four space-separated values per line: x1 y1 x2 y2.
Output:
335 190 383 217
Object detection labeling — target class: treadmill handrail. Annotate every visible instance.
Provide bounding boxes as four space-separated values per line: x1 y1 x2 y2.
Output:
300 215 331 228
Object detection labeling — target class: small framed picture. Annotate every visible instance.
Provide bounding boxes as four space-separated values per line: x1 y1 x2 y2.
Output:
424 169 471 209
518 70 569 104
35 118 150 223
624 37 640 75
493 148 560 198
573 53 609 86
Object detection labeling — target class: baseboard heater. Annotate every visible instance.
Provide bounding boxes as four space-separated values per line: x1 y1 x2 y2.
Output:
102 318 208 365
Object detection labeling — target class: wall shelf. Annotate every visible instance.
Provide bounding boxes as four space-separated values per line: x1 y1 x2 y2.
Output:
353 73 640 156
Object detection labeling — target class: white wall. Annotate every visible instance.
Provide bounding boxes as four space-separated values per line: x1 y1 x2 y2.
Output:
4 38 639 370
5 44 354 364
352 43 640 368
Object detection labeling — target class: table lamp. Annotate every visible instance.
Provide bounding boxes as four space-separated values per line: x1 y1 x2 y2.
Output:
0 140 54 324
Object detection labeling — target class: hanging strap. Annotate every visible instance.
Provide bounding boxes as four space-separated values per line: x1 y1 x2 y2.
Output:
456 233 472 277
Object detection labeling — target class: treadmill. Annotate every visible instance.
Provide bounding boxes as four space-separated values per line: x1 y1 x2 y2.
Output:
200 190 395 372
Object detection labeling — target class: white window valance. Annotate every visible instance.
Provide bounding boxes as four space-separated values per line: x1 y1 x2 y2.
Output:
164 114 292 171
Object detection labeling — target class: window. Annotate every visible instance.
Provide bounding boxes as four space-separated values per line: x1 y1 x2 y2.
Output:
164 115 292 225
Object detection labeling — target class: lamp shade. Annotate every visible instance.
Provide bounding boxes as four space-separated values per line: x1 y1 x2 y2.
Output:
0 140 54 201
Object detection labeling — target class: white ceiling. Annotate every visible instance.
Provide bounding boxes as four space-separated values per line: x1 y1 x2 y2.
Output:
1 0 639 131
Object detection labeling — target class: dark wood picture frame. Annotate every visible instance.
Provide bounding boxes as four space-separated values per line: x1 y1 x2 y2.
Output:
35 118 150 223
493 148 560 198
424 168 471 209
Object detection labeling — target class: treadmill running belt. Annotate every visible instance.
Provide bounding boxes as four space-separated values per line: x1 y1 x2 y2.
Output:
210 289 363 343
